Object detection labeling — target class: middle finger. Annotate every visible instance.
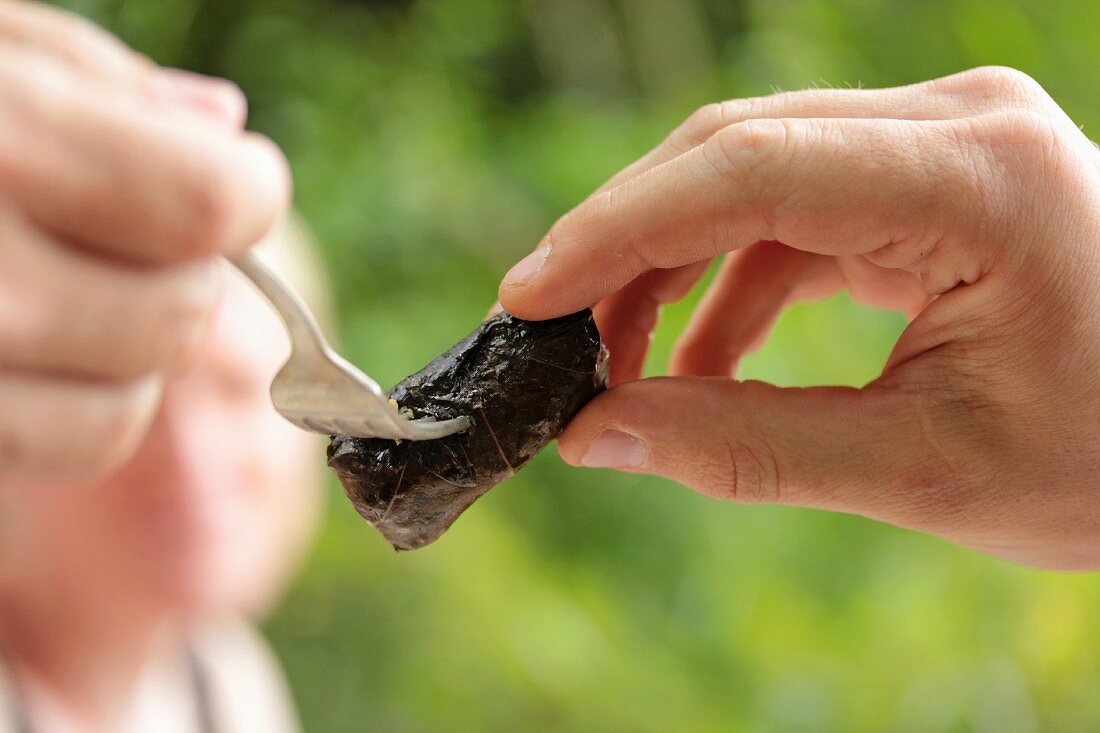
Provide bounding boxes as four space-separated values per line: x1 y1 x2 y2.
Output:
501 115 991 320
0 208 221 382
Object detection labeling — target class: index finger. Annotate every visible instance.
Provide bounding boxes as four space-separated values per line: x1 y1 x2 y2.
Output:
498 116 986 319
0 47 288 264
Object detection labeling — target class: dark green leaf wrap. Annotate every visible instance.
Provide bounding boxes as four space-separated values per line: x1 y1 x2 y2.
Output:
328 309 607 550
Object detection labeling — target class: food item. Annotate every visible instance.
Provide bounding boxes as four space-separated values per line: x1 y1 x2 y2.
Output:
328 309 607 550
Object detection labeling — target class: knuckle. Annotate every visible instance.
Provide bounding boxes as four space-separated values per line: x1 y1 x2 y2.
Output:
180 159 245 257
182 133 288 258
685 102 725 128
960 111 1068 186
676 103 726 149
702 119 793 234
675 101 751 150
702 435 783 505
730 117 791 157
704 118 791 181
953 66 1051 108
976 109 1060 148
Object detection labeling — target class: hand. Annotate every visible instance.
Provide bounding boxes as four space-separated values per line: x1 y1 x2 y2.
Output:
498 66 1100 571
0 1 289 482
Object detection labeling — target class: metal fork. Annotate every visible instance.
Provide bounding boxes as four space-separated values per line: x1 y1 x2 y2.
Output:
228 250 471 441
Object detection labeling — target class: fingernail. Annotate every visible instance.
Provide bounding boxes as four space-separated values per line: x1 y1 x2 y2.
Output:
153 69 247 127
580 429 647 468
485 301 504 319
503 241 549 287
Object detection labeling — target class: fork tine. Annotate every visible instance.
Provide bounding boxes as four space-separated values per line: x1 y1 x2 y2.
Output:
230 252 472 441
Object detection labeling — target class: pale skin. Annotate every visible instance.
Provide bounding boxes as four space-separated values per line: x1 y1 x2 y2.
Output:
0 2 320 732
500 67 1100 572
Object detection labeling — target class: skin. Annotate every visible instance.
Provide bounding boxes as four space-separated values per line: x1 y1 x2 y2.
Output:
499 67 1100 572
0 2 321 731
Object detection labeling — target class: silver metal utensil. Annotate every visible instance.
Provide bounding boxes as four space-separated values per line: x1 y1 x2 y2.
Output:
229 250 471 441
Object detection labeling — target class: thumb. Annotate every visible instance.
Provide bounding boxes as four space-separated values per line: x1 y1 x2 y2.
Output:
557 377 955 521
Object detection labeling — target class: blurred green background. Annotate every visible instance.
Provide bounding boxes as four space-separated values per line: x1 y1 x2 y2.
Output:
53 1 1100 731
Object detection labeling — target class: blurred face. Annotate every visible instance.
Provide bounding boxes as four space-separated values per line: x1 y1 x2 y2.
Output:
14 271 325 616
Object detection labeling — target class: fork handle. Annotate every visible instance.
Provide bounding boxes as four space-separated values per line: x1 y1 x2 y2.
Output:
228 249 328 355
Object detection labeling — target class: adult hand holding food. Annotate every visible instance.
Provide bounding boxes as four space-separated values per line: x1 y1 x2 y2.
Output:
499 67 1100 571
0 0 289 483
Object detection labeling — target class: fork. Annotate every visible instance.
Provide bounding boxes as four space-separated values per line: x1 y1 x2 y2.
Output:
228 250 472 441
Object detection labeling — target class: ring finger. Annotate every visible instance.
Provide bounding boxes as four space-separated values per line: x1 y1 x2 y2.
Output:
0 371 162 482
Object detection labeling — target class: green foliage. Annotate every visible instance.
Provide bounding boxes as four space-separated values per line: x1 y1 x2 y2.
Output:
54 1 1100 730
